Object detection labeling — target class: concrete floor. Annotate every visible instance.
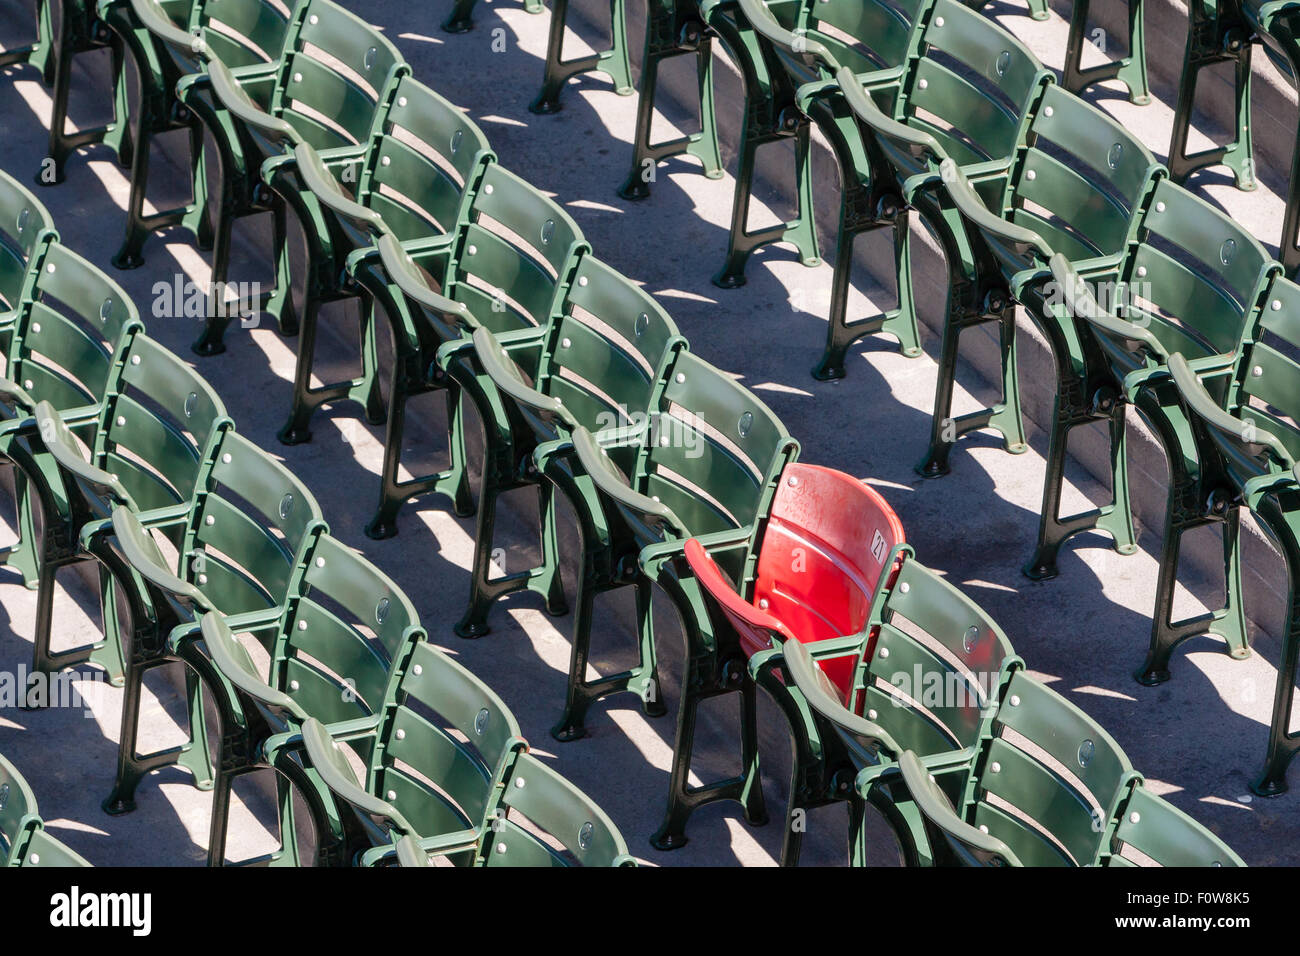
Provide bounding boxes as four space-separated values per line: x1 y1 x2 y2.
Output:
0 0 1296 866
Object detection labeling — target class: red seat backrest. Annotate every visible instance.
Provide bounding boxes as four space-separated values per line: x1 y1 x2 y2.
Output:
684 463 905 705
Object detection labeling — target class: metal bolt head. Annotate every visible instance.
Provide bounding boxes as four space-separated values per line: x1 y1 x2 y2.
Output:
1129 811 1140 824
412 664 422 676
289 680 299 691
867 709 877 720
899 582 910 593
991 761 1001 773
878 647 889 659
395 728 406 740
1009 694 1020 706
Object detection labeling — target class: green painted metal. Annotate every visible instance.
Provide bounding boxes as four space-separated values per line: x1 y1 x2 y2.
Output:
1061 0 1150 104
530 0 633 113
1169 271 1300 796
566 352 796 851
182 0 407 355
1051 176 1273 689
355 160 586 540
92 427 323 818
277 74 492 452
4 239 145 686
300 640 635 865
829 0 1048 456
35 0 134 187
0 0 57 83
1167 1 1258 201
196 528 424 866
938 84 1164 575
458 253 684 651
615 0 723 201
899 668 1243 866
98 0 290 272
778 547 1020 865
0 751 91 867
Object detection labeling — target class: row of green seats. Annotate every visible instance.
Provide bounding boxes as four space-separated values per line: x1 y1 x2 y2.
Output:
0 167 632 866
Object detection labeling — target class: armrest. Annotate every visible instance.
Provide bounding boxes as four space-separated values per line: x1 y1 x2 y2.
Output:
295 143 384 232
571 425 682 531
738 0 836 68
199 613 306 719
897 749 1020 865
1050 254 1165 357
206 57 294 142
782 638 900 753
837 66 940 159
129 0 205 54
472 326 575 426
110 505 210 609
392 830 481 867
34 401 135 508
1169 352 1295 467
0 376 34 410
301 717 415 833
377 233 473 327
941 159 1050 257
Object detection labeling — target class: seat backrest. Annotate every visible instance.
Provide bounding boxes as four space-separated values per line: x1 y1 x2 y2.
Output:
483 751 635 867
753 464 903 696
0 752 39 866
989 84 1161 273
1108 785 1245 867
877 0 1048 176
437 163 587 338
273 530 422 727
0 171 54 313
93 331 229 515
1181 273 1300 486
1110 178 1274 366
194 0 294 70
357 74 493 243
758 0 927 76
534 255 682 438
263 0 406 151
19 826 91 867
182 429 324 616
858 553 1016 757
962 670 1134 866
7 241 140 413
371 640 525 842
629 351 796 545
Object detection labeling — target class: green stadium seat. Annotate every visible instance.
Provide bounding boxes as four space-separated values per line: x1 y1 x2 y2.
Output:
0 751 91 866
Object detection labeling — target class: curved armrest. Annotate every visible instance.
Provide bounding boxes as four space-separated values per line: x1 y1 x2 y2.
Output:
0 376 34 410
129 0 206 54
110 505 210 609
941 159 1050 257
207 58 295 142
34 401 134 507
377 233 473 326
1050 254 1164 356
1169 352 1295 467
738 0 835 67
472 326 576 426
897 750 1020 865
782 638 900 754
837 66 940 158
295 143 384 232
200 613 305 719
301 717 415 833
571 426 682 531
